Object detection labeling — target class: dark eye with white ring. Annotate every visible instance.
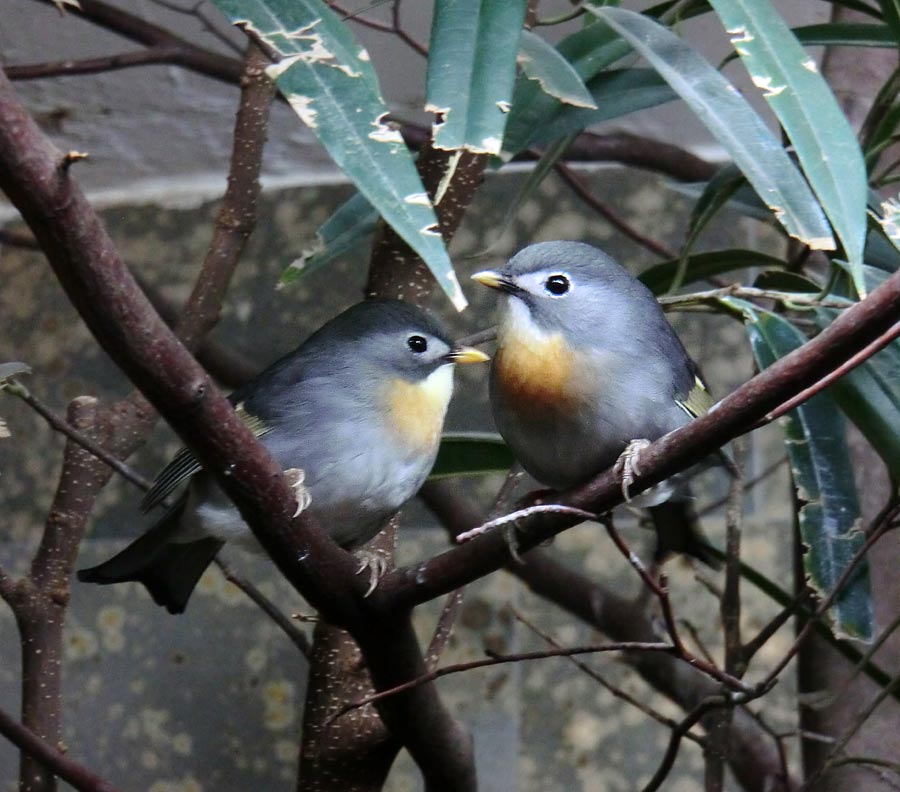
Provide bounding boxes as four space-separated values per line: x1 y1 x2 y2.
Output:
544 274 570 296
407 335 428 353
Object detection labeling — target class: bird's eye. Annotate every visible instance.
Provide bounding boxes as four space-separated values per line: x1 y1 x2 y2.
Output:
407 335 428 353
544 274 570 296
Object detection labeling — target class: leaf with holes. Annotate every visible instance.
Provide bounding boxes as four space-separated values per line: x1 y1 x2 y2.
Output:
426 0 527 155
591 7 835 252
211 0 466 309
710 0 867 295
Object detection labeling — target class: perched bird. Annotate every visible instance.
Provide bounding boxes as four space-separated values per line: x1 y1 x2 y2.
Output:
472 241 723 564
78 299 488 612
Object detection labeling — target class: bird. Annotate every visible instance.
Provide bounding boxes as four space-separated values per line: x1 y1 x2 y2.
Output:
471 241 725 565
78 299 489 613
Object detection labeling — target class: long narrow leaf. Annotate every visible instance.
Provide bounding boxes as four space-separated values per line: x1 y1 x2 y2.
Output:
591 7 835 252
517 30 597 109
527 69 678 150
502 20 633 157
280 192 378 285
212 0 466 309
430 433 515 479
710 0 868 296
426 0 527 155
744 306 873 641
639 249 785 295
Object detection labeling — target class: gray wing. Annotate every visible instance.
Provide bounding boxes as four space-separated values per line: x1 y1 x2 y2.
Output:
140 402 272 512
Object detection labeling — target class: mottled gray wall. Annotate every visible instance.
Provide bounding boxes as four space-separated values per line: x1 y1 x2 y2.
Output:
1 168 796 791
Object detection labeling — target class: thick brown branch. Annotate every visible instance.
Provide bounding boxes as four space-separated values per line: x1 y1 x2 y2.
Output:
175 42 274 348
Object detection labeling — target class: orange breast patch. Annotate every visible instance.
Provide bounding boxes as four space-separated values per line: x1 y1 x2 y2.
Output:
494 331 580 409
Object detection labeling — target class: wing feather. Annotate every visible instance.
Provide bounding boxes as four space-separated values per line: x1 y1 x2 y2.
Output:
140 402 271 512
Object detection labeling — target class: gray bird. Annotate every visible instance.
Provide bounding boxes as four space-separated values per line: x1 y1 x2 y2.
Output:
78 299 488 612
472 241 722 564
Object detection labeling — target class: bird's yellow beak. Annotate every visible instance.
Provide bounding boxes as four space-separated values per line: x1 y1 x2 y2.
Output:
448 346 490 364
471 270 505 290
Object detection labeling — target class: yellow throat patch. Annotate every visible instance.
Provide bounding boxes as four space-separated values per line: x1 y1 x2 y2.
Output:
385 365 454 451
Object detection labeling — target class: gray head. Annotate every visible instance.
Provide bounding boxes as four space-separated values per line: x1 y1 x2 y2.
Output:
283 299 488 385
472 241 665 349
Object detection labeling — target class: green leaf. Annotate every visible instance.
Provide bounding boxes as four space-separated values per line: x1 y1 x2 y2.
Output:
793 22 895 48
517 30 597 109
426 0 528 155
591 7 835 252
878 0 900 41
818 265 900 478
526 69 678 149
671 164 748 291
709 0 868 296
640 251 786 295
502 20 633 157
746 308 873 641
752 270 822 293
211 0 466 309
429 433 516 479
280 192 378 285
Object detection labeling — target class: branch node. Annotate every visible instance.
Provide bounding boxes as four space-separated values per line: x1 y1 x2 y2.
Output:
59 150 89 172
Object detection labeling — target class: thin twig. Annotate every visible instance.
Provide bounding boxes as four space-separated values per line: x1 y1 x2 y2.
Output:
3 379 153 490
642 697 728 792
330 640 675 724
0 706 120 792
555 162 677 259
758 319 900 427
600 515 755 695
214 558 311 656
658 285 852 310
329 0 428 57
513 608 705 747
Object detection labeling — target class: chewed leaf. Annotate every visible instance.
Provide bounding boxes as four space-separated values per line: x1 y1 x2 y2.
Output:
426 0 527 155
745 307 873 641
517 30 597 109
591 7 835 252
710 0 867 296
211 0 465 309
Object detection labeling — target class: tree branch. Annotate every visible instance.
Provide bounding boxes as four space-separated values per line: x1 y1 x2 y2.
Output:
0 706 120 792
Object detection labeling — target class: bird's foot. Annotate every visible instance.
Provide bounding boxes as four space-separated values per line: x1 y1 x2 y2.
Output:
613 439 651 502
354 549 390 597
284 468 312 517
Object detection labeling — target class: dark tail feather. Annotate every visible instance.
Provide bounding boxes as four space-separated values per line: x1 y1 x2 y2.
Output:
647 499 721 569
78 503 224 614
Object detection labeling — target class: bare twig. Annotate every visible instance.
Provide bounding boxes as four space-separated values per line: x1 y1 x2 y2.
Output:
331 640 674 722
0 706 120 792
330 0 428 57
600 515 754 695
658 285 852 310
757 319 900 427
213 558 311 656
3 379 152 490
513 608 705 746
555 161 677 259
